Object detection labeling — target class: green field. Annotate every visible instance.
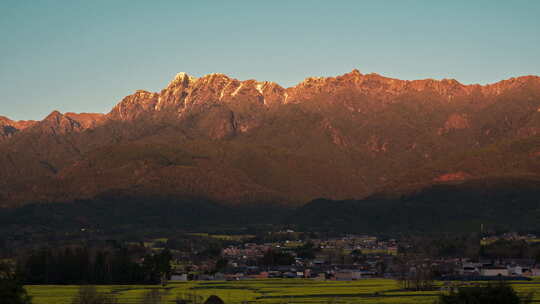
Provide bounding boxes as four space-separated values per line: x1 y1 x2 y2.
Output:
26 278 540 304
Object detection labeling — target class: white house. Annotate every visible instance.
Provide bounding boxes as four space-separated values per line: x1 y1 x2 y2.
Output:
335 270 362 281
170 273 188 281
508 266 523 276
480 267 508 277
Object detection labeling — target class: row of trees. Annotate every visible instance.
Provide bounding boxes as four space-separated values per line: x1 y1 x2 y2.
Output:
480 239 540 260
437 282 532 304
394 256 435 291
1 260 225 304
399 235 540 261
70 286 225 304
17 246 171 285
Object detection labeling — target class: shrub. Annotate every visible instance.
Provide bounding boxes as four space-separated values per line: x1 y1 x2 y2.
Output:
437 282 532 304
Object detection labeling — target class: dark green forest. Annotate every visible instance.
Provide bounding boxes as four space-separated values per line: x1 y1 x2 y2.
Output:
1 177 540 243
17 246 172 285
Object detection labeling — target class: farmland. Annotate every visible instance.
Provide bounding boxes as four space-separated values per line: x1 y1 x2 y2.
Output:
27 278 540 304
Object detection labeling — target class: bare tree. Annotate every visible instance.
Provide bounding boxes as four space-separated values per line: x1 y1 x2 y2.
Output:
409 263 434 291
175 291 203 304
140 289 165 304
395 256 434 291
71 285 117 304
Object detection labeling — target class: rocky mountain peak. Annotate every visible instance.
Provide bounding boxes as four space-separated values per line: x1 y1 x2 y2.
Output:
0 116 16 141
349 68 362 76
170 72 197 85
161 72 197 95
20 111 106 136
65 113 106 129
109 90 159 120
0 116 13 126
37 111 83 134
481 75 540 96
156 73 288 113
44 110 63 120
107 70 540 123
0 116 38 141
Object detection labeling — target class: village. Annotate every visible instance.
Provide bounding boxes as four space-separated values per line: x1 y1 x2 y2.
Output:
4 227 540 286
155 231 540 283
4 229 540 304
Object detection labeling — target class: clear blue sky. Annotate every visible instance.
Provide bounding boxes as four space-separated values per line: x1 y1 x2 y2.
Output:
1 0 539 121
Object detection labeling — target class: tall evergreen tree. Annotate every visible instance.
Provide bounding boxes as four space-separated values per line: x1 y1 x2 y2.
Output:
0 262 32 304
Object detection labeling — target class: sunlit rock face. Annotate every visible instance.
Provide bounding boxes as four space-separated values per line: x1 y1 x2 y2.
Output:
108 90 160 121
1 70 540 207
0 116 37 141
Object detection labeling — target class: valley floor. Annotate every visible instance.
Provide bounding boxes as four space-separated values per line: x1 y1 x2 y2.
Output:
27 278 540 304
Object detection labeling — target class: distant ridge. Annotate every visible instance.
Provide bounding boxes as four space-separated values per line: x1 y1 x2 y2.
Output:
1 69 540 208
3 70 540 123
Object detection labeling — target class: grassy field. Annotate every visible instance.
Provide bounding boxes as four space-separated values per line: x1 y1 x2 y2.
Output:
26 278 540 304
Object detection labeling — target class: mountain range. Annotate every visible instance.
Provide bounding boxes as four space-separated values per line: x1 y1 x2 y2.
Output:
1 69 540 213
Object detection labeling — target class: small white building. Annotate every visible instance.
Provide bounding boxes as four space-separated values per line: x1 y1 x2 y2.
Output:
508 266 523 276
461 263 481 275
335 270 362 281
480 267 509 277
170 273 188 281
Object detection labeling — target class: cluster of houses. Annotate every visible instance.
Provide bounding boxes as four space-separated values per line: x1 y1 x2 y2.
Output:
171 265 380 282
459 258 540 278
221 235 398 261
170 258 540 282
166 233 540 282
170 235 400 281
315 234 398 255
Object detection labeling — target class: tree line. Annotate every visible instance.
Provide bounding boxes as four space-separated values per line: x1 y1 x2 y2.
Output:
16 246 172 285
